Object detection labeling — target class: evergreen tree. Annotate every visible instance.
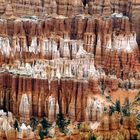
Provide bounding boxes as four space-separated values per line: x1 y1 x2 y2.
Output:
104 107 107 112
40 117 51 130
131 134 138 140
82 0 87 7
89 135 96 140
109 106 115 116
100 80 105 95
40 117 51 136
120 117 123 125
56 113 70 135
128 81 131 89
115 100 121 113
122 107 130 116
136 123 140 131
39 128 44 140
77 122 81 130
13 119 19 131
122 98 130 116
41 117 51 136
30 117 38 131
106 95 110 101
135 91 140 100
137 114 140 121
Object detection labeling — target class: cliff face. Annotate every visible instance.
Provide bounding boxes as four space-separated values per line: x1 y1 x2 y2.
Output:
0 16 139 75
0 0 139 127
0 15 139 122
1 0 140 44
94 112 140 140
131 0 140 45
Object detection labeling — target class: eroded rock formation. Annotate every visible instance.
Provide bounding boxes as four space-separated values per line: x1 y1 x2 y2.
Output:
0 2 139 139
95 112 140 140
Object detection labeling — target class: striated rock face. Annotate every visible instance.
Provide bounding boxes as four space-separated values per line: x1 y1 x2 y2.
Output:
110 0 131 15
88 0 111 16
103 32 140 79
131 0 140 45
0 15 134 40
95 112 140 140
0 1 139 132
19 94 30 123
0 0 140 42
0 0 140 44
0 73 100 121
0 0 5 14
1 2 15 19
0 16 139 77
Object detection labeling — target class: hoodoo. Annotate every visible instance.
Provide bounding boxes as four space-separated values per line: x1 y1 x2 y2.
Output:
2 2 15 19
0 0 139 140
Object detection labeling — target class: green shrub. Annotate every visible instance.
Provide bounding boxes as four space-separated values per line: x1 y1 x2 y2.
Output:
13 119 19 131
56 113 70 135
30 117 38 131
89 135 96 140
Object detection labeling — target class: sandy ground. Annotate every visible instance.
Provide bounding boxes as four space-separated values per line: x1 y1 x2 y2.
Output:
109 89 139 105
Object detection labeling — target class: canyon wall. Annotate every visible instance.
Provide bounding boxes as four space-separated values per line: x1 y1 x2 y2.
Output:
0 16 139 76
0 0 139 124
0 0 140 44
0 15 139 122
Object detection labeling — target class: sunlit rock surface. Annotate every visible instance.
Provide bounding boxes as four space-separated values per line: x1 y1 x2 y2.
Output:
0 0 139 139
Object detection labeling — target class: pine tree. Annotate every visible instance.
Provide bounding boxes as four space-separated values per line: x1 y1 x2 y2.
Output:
13 119 19 131
56 113 70 135
122 98 130 116
122 107 129 116
89 135 96 140
131 134 138 140
39 128 44 140
109 106 115 116
82 0 87 7
135 91 140 100
100 80 105 95
136 123 140 131
77 122 81 130
30 117 38 131
41 117 51 130
128 81 131 89
115 100 121 113
104 107 107 112
40 117 51 136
